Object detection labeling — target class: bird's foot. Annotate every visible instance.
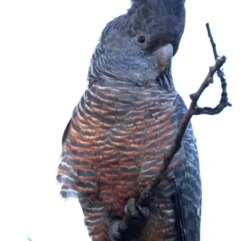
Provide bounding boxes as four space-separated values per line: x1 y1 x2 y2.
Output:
124 198 149 225
108 198 149 241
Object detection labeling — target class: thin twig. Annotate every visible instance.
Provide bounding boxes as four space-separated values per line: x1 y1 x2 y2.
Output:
206 23 218 60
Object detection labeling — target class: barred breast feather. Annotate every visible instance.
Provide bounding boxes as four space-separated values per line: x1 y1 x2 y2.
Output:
57 77 201 241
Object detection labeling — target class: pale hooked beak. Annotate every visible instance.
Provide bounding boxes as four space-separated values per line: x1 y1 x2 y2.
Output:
154 44 173 74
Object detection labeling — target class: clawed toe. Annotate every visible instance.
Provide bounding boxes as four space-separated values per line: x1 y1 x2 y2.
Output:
109 198 149 240
137 205 149 218
124 198 140 218
124 198 149 219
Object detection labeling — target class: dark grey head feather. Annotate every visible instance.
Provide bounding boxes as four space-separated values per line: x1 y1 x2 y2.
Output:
88 0 185 85
100 0 185 54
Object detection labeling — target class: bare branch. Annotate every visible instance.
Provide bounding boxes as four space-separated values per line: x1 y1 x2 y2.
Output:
118 23 231 235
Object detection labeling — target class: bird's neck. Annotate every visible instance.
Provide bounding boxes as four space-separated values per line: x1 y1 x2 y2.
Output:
88 66 175 94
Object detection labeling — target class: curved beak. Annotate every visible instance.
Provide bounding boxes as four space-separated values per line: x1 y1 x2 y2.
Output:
154 44 173 74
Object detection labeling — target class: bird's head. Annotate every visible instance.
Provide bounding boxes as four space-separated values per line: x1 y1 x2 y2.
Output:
88 0 185 85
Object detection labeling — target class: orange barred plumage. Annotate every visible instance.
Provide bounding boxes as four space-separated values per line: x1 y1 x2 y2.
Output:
57 79 201 240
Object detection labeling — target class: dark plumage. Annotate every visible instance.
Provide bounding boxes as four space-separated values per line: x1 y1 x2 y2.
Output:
57 0 201 241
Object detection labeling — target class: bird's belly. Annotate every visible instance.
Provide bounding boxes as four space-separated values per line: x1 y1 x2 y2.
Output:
76 84 182 217
62 83 201 241
90 114 180 241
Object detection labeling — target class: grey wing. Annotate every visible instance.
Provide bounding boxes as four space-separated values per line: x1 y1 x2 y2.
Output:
175 94 202 241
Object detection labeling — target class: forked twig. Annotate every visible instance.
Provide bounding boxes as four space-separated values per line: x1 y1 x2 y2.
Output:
119 23 231 234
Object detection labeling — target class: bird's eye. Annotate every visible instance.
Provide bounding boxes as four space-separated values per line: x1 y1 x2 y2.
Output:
138 36 146 43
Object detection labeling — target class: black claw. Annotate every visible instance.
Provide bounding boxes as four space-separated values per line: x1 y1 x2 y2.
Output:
137 205 149 218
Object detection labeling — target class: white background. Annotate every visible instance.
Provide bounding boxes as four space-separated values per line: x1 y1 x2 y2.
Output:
0 0 239 240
